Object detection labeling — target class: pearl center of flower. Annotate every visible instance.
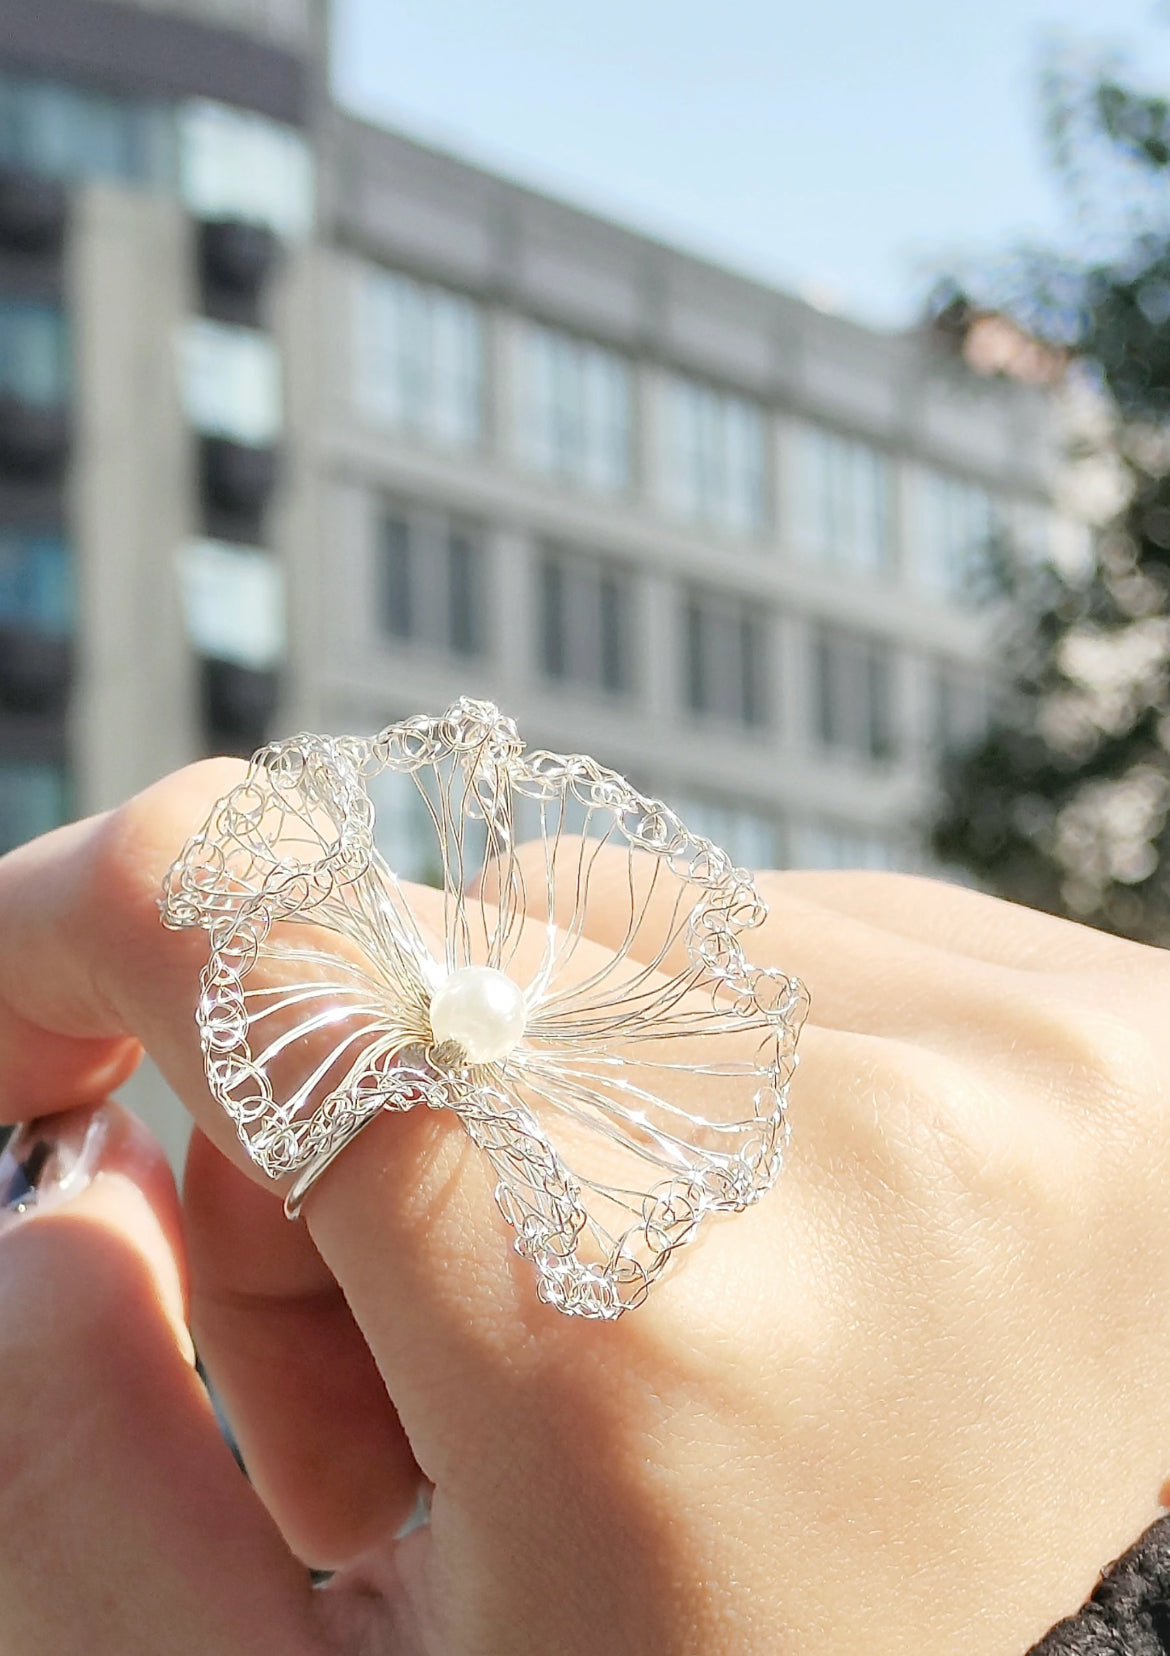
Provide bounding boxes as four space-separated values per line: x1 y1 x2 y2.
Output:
428 966 527 1065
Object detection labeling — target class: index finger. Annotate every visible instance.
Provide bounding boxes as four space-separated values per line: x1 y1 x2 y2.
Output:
0 761 245 1120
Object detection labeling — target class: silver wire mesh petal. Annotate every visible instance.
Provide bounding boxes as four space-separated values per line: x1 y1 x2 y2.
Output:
161 697 810 1319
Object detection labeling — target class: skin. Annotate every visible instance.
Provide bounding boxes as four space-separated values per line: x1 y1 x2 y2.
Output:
0 759 1167 1654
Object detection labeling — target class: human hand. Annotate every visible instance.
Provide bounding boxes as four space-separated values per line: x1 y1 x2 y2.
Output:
0 761 1168 1655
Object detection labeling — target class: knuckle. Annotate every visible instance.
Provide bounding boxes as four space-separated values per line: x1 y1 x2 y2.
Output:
1044 997 1165 1136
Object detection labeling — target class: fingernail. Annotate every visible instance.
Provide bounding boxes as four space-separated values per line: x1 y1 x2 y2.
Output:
0 1105 109 1227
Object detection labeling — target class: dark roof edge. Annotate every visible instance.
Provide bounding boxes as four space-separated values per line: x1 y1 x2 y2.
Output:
327 105 918 349
1 0 309 126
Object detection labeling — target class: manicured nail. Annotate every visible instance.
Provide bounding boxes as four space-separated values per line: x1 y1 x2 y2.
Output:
0 1105 109 1227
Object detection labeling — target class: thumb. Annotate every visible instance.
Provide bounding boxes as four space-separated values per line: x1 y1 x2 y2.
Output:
0 1101 325 1656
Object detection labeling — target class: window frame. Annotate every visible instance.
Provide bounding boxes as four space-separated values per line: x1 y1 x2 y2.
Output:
536 543 636 698
0 296 70 410
914 466 999 600
357 266 484 451
0 760 70 857
0 528 73 636
374 503 488 661
516 319 632 495
682 585 771 728
660 373 768 539
790 421 895 577
810 623 898 763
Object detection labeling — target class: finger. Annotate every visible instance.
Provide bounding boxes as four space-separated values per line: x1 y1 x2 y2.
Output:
184 1127 423 1569
0 1100 322 1656
761 868 1153 974
485 836 1144 977
0 764 244 1122
0 828 145 1115
482 838 1143 1052
0 764 270 1226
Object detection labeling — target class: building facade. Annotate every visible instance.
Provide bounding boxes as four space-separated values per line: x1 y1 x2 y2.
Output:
0 0 1067 1153
305 113 1061 878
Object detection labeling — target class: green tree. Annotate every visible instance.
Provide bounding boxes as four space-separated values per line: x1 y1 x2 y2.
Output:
933 50 1170 942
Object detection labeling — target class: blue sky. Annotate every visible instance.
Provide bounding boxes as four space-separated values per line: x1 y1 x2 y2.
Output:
332 0 1170 329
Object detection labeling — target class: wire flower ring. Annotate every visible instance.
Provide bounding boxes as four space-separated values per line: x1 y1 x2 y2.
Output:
161 699 809 1319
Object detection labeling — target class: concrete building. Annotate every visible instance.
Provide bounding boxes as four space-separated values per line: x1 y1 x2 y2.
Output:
308 113 1062 879
0 0 1066 1153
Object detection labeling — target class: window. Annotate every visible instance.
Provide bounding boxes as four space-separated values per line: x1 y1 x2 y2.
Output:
176 539 285 669
377 509 485 657
538 547 634 695
792 425 892 575
357 269 482 448
369 764 487 888
915 470 997 599
369 768 442 884
0 300 68 408
0 76 312 232
0 531 73 636
0 761 68 856
177 100 313 236
517 323 630 493
789 819 898 870
811 626 896 761
660 376 766 536
683 589 768 726
179 319 282 445
676 794 782 870
934 660 989 753
0 71 175 189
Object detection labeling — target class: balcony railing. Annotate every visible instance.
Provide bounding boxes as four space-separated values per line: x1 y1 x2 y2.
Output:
0 170 66 256
0 399 69 481
200 656 279 755
0 627 72 715
199 219 281 298
198 435 278 539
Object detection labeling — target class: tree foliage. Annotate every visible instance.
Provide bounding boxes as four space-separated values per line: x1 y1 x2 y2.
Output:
933 50 1170 943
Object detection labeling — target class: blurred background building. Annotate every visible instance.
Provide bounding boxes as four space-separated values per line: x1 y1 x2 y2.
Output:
0 0 1071 1152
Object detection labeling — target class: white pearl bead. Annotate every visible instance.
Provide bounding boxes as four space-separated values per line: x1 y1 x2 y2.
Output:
428 965 527 1064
